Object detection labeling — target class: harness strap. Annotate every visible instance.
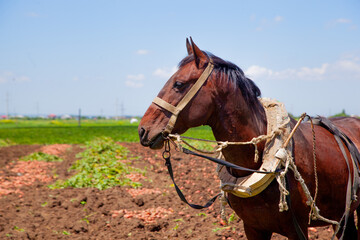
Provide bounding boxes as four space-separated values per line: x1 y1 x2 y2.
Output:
285 174 308 240
153 58 214 135
312 116 360 239
312 117 360 172
182 147 275 174
163 155 221 209
334 135 353 239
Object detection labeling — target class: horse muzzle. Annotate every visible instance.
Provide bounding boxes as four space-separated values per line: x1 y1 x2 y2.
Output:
139 127 165 149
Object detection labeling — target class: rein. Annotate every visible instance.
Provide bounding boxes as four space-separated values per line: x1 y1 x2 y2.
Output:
162 140 221 209
161 137 276 210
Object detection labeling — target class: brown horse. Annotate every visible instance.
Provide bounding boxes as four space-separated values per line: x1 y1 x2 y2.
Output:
138 38 360 239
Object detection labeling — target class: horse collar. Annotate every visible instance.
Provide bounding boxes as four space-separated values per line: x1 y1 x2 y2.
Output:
218 98 292 198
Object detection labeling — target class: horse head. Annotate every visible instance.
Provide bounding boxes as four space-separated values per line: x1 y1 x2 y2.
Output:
139 38 265 154
138 38 217 149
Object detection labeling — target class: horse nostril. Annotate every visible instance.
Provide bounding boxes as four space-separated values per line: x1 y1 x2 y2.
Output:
139 127 146 139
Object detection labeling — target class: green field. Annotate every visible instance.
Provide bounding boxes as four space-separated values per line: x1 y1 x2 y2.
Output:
0 119 215 145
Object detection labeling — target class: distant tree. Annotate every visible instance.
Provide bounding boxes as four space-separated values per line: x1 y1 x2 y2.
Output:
330 109 349 118
288 112 299 120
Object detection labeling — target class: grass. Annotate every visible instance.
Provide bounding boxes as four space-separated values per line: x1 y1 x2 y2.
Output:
49 137 143 190
0 138 15 147
0 118 139 128
0 125 139 144
0 119 215 145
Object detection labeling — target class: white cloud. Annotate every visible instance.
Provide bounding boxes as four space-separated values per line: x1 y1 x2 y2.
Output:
336 18 351 24
246 65 273 78
125 74 145 88
249 14 256 21
125 80 144 88
126 74 145 81
17 76 30 82
136 49 149 55
27 12 40 18
0 72 30 84
327 18 357 30
254 15 283 31
153 66 178 79
245 58 360 81
274 16 283 22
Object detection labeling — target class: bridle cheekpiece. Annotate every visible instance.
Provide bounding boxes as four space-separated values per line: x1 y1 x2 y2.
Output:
152 58 214 136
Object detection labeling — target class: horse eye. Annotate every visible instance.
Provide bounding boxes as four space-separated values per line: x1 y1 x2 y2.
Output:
173 81 185 89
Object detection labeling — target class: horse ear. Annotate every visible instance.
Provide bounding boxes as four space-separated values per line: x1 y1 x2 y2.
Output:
190 37 208 69
186 38 193 55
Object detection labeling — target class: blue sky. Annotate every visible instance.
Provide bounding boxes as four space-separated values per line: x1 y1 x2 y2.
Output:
0 0 359 117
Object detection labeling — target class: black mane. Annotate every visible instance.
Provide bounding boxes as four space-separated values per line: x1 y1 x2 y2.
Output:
179 52 262 110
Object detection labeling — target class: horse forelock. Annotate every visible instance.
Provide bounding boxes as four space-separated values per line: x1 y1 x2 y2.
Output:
178 52 263 113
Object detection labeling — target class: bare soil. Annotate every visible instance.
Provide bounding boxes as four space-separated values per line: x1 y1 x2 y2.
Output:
0 143 334 239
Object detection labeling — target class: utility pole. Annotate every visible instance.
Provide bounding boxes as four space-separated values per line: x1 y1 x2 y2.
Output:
120 102 125 118
115 98 119 121
78 108 81 127
36 102 39 117
6 92 9 118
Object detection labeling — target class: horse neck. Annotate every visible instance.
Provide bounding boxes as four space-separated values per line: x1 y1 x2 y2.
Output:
208 89 267 176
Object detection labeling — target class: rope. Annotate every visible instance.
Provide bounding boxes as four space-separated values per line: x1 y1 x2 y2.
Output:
289 156 339 226
273 115 340 229
308 116 319 225
219 190 228 225
275 148 291 212
169 120 288 163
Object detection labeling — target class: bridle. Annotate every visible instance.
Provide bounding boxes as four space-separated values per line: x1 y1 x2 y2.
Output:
152 58 214 135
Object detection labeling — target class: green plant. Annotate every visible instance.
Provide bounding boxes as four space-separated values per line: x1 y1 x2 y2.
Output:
212 226 230 232
0 138 15 147
82 215 91 224
20 152 62 162
50 137 143 190
13 226 25 232
50 120 63 126
173 223 179 230
330 109 350 118
196 212 207 217
228 212 237 223
0 119 15 124
62 230 70 235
